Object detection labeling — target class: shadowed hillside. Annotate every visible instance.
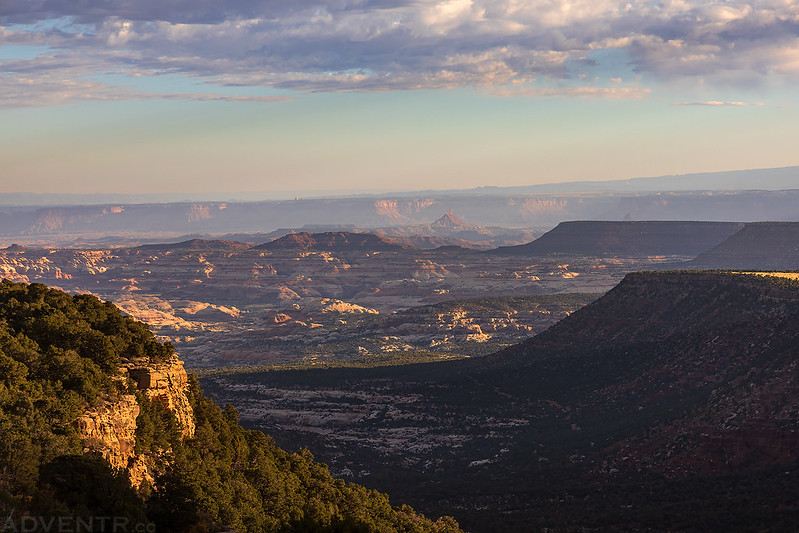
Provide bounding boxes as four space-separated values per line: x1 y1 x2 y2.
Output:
133 238 253 252
494 271 799 472
255 231 412 251
687 222 799 269
205 271 799 531
494 221 744 256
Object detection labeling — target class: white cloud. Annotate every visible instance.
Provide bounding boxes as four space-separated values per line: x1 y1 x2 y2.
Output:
492 85 651 99
0 56 293 108
2 0 799 104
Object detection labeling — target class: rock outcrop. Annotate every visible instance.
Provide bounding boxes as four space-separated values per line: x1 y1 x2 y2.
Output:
75 393 140 471
75 356 195 488
125 357 196 439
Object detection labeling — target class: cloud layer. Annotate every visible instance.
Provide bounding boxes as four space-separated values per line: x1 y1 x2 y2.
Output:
2 1 799 106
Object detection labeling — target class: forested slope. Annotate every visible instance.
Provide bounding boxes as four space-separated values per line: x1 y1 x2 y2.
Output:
0 280 461 532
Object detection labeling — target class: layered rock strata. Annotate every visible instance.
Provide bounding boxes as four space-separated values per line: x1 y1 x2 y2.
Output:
125 358 196 439
75 356 194 488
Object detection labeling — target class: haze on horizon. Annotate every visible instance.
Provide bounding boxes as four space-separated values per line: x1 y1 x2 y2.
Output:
2 1 799 196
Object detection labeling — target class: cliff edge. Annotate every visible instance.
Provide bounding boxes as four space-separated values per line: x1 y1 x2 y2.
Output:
75 356 195 488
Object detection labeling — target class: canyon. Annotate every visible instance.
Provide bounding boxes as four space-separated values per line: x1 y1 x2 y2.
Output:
2 220 795 369
202 271 799 531
3 214 799 530
0 222 714 368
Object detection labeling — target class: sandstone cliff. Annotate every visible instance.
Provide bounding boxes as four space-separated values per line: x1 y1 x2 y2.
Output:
75 393 139 471
75 356 195 488
125 357 196 439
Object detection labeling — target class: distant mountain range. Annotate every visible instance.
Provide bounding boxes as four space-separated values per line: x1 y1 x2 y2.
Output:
2 189 799 249
466 165 799 195
3 166 798 207
0 166 797 249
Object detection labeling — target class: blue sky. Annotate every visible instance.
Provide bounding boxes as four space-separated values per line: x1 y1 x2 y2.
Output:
2 1 799 196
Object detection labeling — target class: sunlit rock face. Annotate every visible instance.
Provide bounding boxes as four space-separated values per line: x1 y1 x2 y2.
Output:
75 394 140 471
76 356 195 488
125 357 196 439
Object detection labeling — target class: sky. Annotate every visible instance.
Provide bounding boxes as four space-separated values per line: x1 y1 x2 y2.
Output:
2 0 799 197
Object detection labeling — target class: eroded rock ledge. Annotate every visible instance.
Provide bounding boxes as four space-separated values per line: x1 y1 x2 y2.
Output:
125 357 196 439
75 356 195 488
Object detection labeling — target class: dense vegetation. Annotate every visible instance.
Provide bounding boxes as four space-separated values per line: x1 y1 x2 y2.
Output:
0 281 461 532
0 280 173 502
195 350 470 378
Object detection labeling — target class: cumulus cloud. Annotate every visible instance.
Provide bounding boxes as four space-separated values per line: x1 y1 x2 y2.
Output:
2 0 799 105
0 54 293 108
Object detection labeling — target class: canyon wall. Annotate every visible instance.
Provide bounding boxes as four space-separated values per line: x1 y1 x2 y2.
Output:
75 356 195 488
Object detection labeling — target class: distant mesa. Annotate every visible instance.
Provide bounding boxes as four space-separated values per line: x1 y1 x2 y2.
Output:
256 232 413 252
132 238 252 252
2 244 25 252
687 222 799 270
494 220 744 256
